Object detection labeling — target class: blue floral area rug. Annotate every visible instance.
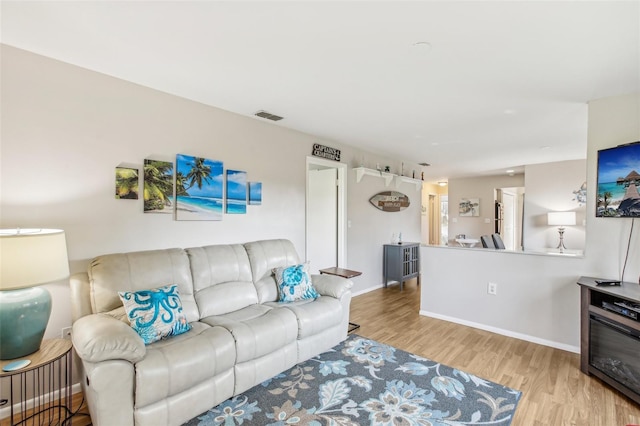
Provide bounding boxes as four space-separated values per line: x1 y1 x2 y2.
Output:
184 334 522 425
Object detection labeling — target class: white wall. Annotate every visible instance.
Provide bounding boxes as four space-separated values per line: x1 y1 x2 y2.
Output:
0 45 423 340
421 247 586 351
523 159 587 252
345 170 423 289
421 92 640 351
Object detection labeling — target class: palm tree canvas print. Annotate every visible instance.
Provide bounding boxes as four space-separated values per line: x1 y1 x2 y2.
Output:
249 182 262 205
144 159 174 214
226 170 247 214
175 154 224 221
115 167 139 200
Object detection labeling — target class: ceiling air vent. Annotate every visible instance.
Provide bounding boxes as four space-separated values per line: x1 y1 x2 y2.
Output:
254 110 284 121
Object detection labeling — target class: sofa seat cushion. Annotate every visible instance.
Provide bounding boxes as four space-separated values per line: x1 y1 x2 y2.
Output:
201 305 298 363
265 296 342 339
135 322 235 409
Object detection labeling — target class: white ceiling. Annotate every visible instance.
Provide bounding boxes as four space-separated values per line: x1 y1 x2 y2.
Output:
2 1 639 182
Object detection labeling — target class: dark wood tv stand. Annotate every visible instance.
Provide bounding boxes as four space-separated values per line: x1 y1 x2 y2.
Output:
577 276 640 405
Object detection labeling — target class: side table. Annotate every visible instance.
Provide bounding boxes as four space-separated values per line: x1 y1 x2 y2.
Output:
319 267 362 333
0 339 74 426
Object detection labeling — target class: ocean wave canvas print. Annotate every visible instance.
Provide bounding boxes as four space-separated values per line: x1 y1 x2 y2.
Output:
175 154 224 221
249 182 262 205
226 170 247 214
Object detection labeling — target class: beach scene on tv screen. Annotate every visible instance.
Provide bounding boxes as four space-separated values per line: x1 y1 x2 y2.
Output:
597 143 640 217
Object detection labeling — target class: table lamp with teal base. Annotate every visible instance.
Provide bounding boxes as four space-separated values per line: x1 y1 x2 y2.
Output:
0 229 69 360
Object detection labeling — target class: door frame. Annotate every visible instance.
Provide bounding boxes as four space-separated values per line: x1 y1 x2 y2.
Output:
305 156 347 267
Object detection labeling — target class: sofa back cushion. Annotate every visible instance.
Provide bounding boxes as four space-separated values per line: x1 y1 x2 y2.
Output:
88 248 199 323
244 239 301 303
187 244 258 316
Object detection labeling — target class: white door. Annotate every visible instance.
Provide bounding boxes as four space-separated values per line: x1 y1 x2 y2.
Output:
306 157 346 273
502 191 516 250
308 168 337 271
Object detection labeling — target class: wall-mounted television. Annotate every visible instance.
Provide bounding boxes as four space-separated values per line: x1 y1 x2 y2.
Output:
596 142 640 217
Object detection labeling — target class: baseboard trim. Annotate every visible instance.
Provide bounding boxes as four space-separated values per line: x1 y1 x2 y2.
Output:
419 310 580 354
0 382 83 420
352 284 384 297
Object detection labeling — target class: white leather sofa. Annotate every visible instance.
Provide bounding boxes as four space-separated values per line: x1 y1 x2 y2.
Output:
70 239 353 426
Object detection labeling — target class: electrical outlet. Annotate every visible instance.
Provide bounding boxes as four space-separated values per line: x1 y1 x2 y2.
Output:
487 282 498 295
61 326 72 340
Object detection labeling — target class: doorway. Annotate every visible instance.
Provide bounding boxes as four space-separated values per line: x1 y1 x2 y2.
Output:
306 157 347 273
428 194 439 245
439 195 449 245
496 187 524 250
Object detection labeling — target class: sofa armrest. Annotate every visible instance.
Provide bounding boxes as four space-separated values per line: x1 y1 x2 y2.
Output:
311 274 353 299
70 272 93 323
72 314 146 363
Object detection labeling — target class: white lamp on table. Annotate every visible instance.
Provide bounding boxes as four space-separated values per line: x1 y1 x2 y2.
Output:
547 212 576 252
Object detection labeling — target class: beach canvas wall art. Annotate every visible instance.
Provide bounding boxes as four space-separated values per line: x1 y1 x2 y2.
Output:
175 154 224 221
226 170 247 214
596 142 640 217
249 182 262 205
459 198 479 217
143 159 174 214
115 167 139 200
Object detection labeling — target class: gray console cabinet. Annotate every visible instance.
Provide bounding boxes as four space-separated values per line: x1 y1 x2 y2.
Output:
383 243 421 290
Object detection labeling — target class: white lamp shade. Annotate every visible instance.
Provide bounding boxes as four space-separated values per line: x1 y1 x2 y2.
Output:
0 229 70 290
547 212 576 226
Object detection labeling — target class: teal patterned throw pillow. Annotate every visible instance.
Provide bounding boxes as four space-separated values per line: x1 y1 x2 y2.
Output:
118 285 191 345
273 263 319 302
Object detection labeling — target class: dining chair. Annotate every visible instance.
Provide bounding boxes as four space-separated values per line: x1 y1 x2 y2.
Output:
491 233 506 249
481 235 495 248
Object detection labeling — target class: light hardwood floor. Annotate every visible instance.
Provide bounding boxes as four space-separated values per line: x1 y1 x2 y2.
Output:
5 282 639 426
350 281 640 426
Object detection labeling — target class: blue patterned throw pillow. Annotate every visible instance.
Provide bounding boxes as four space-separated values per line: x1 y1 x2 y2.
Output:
273 263 319 302
118 285 191 345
